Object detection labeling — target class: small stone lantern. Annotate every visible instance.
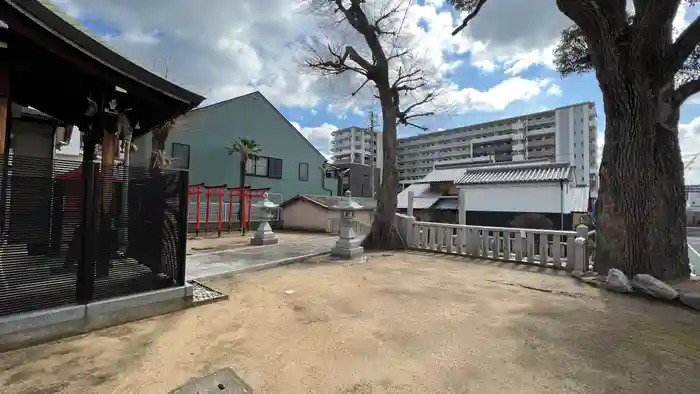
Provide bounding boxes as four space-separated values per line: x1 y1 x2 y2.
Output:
330 190 364 258
250 192 279 245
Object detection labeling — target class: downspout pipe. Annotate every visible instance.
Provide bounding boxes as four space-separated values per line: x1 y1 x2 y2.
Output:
320 161 335 196
321 170 333 196
560 179 565 230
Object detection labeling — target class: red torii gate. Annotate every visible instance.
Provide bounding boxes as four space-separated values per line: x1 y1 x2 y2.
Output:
187 184 273 237
226 186 249 234
226 186 271 235
204 184 226 237
187 183 205 236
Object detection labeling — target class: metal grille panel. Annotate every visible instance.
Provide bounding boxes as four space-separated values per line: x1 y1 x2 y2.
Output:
0 155 188 316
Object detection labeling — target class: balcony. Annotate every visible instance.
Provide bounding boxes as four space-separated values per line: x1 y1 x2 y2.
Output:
526 126 556 137
527 148 555 159
526 137 556 148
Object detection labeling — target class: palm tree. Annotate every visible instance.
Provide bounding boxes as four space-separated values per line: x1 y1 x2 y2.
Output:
225 138 261 235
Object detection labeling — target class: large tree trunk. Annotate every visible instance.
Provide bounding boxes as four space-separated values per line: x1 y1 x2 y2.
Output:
595 76 690 281
362 90 403 250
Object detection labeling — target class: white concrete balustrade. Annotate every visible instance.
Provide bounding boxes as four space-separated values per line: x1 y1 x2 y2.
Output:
399 190 592 271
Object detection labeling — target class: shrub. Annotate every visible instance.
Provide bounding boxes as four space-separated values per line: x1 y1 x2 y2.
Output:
510 213 553 230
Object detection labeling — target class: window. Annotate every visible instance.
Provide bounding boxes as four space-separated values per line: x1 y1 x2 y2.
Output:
171 143 191 169
246 155 283 179
299 162 309 181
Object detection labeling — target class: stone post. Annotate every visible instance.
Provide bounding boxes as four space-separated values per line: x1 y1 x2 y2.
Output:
458 189 466 225
573 237 586 273
407 191 414 218
575 224 589 272
406 216 416 248
250 192 279 245
331 191 364 258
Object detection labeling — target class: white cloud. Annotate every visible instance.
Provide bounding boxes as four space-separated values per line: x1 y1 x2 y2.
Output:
546 84 563 97
291 121 337 159
436 77 554 112
679 117 700 184
53 0 558 116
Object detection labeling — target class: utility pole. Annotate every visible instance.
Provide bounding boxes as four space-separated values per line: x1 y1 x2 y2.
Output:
369 109 376 199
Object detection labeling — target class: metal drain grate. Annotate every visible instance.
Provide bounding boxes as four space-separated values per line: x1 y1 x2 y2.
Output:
169 367 253 393
189 280 228 305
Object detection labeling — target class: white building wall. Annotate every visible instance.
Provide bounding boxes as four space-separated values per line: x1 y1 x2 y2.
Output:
460 183 569 214
332 126 380 167
688 191 700 211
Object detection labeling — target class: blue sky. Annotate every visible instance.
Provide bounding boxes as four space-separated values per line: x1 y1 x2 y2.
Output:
54 0 700 181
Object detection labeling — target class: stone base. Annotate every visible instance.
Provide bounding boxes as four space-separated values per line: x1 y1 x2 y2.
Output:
331 245 364 259
250 236 279 246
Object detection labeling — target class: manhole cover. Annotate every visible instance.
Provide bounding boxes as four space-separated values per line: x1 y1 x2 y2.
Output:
189 280 228 305
169 368 253 393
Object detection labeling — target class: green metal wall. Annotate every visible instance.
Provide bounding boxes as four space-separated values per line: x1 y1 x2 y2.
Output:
132 92 336 202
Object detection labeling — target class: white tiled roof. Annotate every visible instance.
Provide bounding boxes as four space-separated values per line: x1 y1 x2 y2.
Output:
397 183 442 209
415 168 468 184
457 162 572 185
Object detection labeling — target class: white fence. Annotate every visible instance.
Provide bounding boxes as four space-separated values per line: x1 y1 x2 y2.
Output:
397 189 592 271
401 217 591 271
187 192 282 224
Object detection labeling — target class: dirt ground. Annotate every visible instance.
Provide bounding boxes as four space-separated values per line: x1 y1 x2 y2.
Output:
187 231 331 253
2 252 700 394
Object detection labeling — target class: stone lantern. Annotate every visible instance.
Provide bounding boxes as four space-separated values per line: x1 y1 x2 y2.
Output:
250 192 279 245
330 190 364 258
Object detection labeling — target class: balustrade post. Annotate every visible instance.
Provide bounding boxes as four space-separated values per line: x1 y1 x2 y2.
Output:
576 224 589 271
573 237 586 272
406 216 415 247
514 231 523 261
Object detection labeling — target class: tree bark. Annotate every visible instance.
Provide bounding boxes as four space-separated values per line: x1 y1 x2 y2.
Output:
595 77 690 281
362 89 403 250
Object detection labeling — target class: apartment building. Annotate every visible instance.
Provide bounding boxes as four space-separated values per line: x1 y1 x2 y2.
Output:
330 126 382 169
396 102 598 195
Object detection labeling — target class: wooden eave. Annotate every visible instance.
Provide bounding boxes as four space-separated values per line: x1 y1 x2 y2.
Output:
0 0 205 135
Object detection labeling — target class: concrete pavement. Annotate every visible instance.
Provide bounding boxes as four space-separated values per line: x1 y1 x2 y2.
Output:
186 237 336 281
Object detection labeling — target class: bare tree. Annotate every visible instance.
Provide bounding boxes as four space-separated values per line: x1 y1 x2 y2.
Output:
305 0 438 249
450 0 699 281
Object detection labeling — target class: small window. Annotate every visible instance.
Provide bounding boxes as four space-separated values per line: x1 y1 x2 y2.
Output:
171 143 191 169
245 155 283 179
299 162 309 181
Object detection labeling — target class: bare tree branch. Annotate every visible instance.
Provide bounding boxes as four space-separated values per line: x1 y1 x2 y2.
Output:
352 78 372 96
673 77 700 105
303 0 443 248
304 43 370 77
305 0 440 130
669 16 700 74
451 0 490 36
